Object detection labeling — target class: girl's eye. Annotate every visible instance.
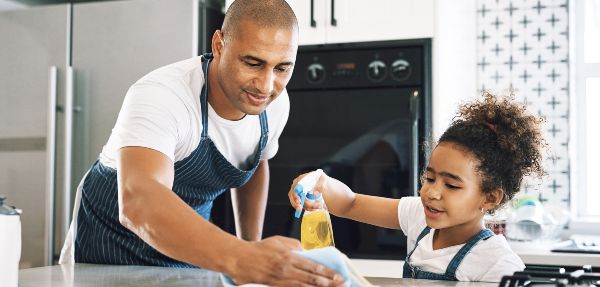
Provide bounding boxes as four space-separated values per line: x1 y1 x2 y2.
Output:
425 177 434 183
446 184 459 189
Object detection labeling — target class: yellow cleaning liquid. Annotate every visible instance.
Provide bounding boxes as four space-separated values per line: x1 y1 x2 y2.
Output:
301 209 335 250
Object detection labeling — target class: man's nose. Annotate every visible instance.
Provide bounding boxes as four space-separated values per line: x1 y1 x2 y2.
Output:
255 70 275 95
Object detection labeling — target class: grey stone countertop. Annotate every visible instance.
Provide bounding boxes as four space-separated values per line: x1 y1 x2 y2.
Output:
19 263 498 286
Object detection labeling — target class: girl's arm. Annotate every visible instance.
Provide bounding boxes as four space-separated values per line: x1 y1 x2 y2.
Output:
339 193 401 229
288 172 401 229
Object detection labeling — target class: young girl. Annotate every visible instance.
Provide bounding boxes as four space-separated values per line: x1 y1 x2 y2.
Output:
288 93 546 282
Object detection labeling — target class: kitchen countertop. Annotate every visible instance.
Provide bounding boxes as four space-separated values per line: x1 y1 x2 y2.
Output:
509 240 600 267
351 241 600 279
19 263 498 287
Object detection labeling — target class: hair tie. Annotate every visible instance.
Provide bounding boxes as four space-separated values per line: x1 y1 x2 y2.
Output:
483 121 497 134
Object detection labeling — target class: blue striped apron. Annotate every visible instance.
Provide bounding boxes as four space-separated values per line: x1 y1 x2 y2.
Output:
74 53 269 267
402 227 494 280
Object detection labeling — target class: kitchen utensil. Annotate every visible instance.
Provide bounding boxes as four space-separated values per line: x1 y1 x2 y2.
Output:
0 195 21 287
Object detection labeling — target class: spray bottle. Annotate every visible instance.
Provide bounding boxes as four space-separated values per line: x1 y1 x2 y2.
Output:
294 169 335 250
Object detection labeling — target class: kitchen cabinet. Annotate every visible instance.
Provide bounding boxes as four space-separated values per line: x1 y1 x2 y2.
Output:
224 0 434 45
287 0 435 45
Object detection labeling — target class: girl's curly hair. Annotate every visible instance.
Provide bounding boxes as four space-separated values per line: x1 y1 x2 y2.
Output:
437 92 546 210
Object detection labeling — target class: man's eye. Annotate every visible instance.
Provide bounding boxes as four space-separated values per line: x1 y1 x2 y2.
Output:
246 62 260 67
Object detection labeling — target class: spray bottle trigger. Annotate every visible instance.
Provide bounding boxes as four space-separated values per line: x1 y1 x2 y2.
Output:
294 185 305 218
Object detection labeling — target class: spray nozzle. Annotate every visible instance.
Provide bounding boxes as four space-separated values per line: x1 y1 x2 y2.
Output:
293 169 323 218
294 185 305 218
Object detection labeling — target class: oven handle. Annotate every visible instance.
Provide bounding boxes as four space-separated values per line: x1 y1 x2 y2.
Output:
410 90 420 196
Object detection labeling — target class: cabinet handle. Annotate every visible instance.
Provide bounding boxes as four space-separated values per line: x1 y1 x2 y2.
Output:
330 0 337 26
45 66 57 266
310 0 316 27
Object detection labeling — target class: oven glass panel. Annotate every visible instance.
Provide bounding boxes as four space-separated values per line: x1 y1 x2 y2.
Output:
266 88 417 259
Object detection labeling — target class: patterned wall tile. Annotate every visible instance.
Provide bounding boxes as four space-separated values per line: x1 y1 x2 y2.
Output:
476 0 570 209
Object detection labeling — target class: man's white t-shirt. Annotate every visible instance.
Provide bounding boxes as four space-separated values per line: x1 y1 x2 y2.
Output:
398 197 525 282
98 56 290 170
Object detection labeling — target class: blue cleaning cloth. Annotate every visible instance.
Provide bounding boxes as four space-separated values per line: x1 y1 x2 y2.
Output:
221 246 371 286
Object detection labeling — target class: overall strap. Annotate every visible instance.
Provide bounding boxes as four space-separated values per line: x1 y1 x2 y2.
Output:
416 226 432 242
406 226 431 260
443 228 495 278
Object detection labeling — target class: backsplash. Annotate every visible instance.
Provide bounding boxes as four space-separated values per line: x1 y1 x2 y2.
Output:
476 0 570 209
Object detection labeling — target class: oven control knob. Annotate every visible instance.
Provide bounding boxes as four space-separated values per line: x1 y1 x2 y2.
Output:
306 63 325 84
391 59 411 81
367 60 387 82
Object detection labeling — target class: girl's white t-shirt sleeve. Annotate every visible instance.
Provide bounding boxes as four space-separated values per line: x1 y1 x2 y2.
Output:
111 82 189 162
477 251 525 282
398 197 425 237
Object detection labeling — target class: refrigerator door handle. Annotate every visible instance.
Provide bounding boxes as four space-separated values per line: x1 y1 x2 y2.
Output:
45 66 58 266
63 66 74 241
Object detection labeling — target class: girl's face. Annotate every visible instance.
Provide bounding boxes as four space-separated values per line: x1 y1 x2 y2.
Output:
419 142 489 232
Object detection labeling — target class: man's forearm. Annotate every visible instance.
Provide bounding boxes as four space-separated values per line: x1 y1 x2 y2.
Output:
119 178 245 272
231 160 269 241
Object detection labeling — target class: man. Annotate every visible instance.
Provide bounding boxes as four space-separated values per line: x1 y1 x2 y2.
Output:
59 0 344 286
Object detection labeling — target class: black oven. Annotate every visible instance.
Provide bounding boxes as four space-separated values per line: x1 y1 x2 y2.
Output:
213 39 432 260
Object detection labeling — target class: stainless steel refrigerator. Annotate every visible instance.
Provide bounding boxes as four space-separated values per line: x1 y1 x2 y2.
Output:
0 0 223 267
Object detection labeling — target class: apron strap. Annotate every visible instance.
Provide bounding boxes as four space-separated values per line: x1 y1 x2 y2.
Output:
200 53 212 138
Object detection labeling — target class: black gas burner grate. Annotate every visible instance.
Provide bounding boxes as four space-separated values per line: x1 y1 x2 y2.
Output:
499 265 600 286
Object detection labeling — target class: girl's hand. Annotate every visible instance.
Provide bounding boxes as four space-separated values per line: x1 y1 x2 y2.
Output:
288 171 328 212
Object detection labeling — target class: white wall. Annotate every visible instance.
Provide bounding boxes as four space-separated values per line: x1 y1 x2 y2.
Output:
432 0 478 140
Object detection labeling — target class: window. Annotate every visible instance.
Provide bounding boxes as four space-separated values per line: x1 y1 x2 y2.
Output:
572 0 600 221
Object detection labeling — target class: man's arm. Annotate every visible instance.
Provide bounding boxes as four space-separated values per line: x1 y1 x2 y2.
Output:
231 159 269 241
117 148 343 286
117 146 242 271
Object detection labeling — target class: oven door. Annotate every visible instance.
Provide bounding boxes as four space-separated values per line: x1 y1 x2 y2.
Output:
266 87 421 259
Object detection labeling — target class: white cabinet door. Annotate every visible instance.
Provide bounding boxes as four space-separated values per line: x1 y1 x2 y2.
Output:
326 0 434 44
226 0 433 45
286 0 327 45
225 0 327 45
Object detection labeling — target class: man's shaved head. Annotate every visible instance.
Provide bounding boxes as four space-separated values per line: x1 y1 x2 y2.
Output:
221 0 298 43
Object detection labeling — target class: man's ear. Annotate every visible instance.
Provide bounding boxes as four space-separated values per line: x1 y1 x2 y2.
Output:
211 30 225 57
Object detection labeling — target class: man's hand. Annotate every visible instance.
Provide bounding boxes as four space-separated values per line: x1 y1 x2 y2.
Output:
226 236 346 287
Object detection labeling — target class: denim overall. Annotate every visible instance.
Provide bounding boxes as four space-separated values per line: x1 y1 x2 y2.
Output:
74 53 269 267
402 227 494 280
